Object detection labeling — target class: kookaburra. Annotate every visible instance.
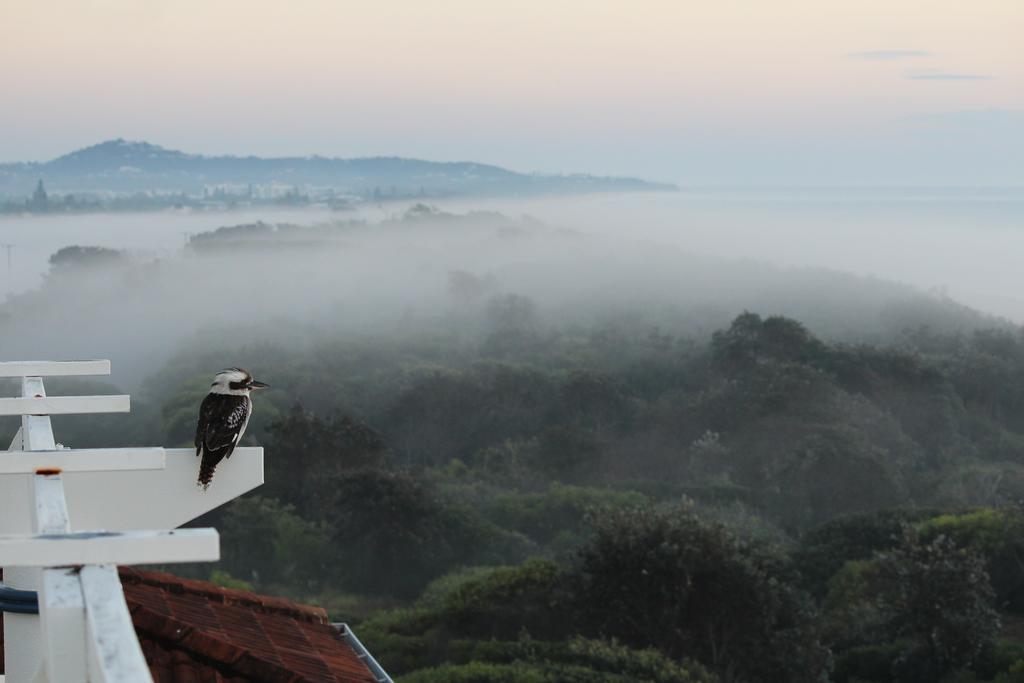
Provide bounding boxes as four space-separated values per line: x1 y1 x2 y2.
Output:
195 368 268 489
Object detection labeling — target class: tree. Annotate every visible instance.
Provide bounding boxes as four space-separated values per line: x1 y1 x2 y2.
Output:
559 369 630 430
711 313 827 374
327 468 517 598
31 179 48 209
48 245 124 270
874 530 999 682
794 509 934 597
219 496 330 589
917 508 1024 612
486 293 537 334
384 364 553 467
263 404 388 516
483 294 543 356
572 504 830 683
448 269 496 308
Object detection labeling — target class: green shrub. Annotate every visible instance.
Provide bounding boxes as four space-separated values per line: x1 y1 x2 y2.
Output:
398 637 717 683
416 566 501 609
438 559 571 641
917 508 1024 612
795 509 936 596
573 504 830 682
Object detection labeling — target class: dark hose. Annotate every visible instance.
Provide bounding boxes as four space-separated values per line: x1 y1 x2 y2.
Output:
0 584 40 614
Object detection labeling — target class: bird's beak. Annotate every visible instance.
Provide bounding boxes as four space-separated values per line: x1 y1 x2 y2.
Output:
249 380 269 390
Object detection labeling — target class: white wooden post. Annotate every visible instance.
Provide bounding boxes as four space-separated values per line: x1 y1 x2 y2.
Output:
33 472 87 683
39 568 88 682
0 360 264 683
81 566 153 682
2 376 54 682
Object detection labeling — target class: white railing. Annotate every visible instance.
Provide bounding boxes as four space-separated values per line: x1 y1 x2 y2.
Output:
0 360 265 683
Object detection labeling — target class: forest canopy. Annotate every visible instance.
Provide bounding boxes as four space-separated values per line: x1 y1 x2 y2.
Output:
6 306 1024 682
3 211 1024 682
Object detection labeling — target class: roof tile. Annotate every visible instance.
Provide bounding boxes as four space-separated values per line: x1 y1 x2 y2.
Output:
0 567 380 683
120 568 378 683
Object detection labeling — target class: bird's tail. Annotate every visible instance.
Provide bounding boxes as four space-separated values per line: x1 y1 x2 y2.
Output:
197 463 215 489
197 454 223 490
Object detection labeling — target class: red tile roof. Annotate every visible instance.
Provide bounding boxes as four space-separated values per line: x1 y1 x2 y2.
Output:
1 568 381 683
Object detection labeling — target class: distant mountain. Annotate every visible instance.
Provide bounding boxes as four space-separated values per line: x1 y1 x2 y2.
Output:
0 139 676 199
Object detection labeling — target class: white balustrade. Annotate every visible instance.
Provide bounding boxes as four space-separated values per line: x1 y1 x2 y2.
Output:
0 360 264 682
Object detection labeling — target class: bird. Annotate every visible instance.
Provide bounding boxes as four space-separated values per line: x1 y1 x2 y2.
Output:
195 367 268 489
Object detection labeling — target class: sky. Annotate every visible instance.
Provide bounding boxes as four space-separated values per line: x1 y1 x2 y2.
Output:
0 0 1021 185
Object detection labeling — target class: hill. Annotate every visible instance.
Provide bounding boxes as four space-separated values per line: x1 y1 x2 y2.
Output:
0 139 676 199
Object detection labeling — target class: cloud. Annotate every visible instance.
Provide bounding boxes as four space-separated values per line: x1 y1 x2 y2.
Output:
906 73 991 81
848 50 930 60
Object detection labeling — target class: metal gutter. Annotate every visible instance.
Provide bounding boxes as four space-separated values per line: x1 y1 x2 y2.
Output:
333 622 393 683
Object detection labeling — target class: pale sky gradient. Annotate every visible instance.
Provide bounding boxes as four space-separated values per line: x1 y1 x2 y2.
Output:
1 0 1021 184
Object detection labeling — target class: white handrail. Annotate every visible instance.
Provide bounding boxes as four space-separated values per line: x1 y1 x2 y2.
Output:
0 529 220 567
0 360 111 377
0 395 130 417
0 448 166 475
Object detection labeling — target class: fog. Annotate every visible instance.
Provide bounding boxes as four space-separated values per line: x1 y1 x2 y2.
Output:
0 207 347 297
441 190 1024 320
0 190 1020 389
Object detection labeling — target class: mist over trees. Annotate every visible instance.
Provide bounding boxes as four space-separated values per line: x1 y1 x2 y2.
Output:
0 206 1004 388
4 207 1024 681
